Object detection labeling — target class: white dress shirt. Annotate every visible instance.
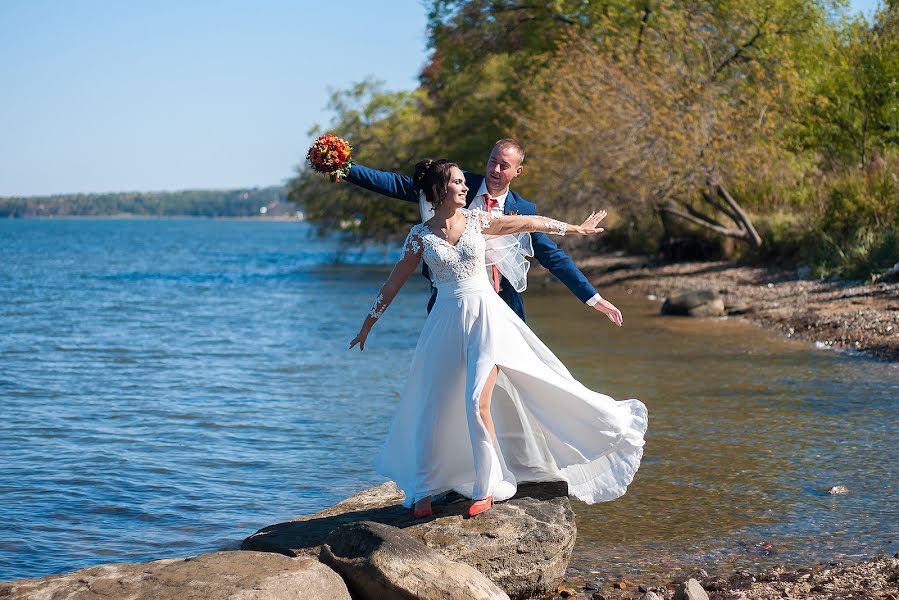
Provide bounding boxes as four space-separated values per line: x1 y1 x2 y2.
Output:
469 180 508 214
470 180 602 306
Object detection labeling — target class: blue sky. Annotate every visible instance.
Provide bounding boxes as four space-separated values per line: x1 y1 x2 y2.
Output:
0 0 883 196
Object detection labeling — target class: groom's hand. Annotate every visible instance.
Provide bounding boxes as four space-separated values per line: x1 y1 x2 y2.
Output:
593 298 623 327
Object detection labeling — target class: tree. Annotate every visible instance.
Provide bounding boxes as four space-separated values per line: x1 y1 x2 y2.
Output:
420 1 644 168
800 2 899 166
512 0 831 247
289 80 438 239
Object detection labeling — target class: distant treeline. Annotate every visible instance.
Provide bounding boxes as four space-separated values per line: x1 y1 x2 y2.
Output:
0 186 291 217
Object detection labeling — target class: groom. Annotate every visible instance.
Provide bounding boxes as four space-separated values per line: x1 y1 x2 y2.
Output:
344 138 623 326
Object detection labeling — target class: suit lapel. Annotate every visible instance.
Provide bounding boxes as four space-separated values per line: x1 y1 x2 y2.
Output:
504 192 519 215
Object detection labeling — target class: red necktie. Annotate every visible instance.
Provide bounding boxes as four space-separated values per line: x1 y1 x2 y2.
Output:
484 195 501 293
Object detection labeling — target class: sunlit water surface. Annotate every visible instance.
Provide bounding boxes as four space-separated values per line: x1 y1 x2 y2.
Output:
1 219 896 582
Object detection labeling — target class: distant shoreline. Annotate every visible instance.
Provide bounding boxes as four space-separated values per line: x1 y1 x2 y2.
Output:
3 214 304 221
0 185 292 220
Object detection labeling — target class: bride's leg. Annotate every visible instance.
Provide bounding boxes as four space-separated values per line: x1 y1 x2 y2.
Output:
467 363 504 509
470 368 499 516
478 366 499 445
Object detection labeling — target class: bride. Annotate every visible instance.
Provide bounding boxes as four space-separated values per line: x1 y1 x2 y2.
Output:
350 159 647 518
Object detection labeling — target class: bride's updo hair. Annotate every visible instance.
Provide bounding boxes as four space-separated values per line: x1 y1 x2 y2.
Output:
413 159 459 207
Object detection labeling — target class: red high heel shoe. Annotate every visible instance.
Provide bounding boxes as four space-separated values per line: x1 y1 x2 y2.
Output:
468 496 492 517
412 496 432 519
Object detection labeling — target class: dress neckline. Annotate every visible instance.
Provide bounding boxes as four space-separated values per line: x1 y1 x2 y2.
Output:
423 211 470 249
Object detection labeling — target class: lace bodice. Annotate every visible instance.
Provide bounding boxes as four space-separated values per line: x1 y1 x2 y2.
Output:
403 209 490 284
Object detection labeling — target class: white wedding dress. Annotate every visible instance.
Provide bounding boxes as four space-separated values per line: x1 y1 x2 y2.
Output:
374 209 647 508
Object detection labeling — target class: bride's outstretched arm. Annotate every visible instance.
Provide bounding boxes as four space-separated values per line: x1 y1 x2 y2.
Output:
350 230 424 351
479 210 607 237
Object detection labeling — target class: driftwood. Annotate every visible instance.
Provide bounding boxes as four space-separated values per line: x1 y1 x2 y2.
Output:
659 182 762 247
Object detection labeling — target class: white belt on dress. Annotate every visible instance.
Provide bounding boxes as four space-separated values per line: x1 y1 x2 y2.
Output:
434 275 495 299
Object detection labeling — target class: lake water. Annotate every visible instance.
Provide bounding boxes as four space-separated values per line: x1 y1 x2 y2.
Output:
1 218 897 583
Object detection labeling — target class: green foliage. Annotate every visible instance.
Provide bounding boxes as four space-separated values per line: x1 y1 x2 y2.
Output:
289 80 439 240
0 187 286 218
746 151 899 277
797 5 899 166
294 0 898 278
812 157 899 277
421 1 633 170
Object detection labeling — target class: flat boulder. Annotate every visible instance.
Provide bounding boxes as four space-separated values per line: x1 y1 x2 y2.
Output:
661 290 726 317
675 578 710 600
243 480 576 600
0 551 350 600
320 520 509 600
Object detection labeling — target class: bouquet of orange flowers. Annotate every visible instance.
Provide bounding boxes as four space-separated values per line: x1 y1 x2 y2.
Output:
306 133 353 182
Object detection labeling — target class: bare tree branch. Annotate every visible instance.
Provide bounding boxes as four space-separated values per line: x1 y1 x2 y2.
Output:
659 205 750 239
661 182 763 247
715 183 763 246
491 2 577 25
634 1 652 60
701 189 741 224
678 200 727 229
713 7 770 75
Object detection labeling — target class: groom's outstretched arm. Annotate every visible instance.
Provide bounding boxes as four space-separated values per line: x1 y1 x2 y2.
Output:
514 199 598 303
531 231 599 303
344 164 418 203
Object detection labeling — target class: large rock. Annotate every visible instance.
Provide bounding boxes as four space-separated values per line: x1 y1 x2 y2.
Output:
0 551 350 600
243 481 576 600
661 290 726 317
320 520 509 600
675 578 710 600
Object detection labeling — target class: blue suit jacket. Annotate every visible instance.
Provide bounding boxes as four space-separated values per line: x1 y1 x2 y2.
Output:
346 164 598 321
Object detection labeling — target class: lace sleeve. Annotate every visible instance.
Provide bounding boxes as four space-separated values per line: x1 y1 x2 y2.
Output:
402 226 424 255
536 216 567 236
367 227 424 320
469 208 497 232
479 213 568 236
368 292 388 319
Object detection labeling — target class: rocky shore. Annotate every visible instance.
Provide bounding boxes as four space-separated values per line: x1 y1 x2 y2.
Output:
551 554 899 599
2 480 896 599
1 481 575 600
536 255 899 361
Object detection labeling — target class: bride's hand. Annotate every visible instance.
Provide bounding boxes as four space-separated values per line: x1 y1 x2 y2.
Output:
349 329 369 351
570 210 607 236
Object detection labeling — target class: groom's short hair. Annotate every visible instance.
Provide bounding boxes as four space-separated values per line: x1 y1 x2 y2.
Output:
494 138 525 166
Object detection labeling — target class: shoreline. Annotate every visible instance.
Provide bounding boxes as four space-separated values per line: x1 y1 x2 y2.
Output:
4 519 896 600
558 554 899 599
534 255 899 362
4 479 897 598
2 214 304 221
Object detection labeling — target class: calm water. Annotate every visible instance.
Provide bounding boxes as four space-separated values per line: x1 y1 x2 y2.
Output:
1 219 897 583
